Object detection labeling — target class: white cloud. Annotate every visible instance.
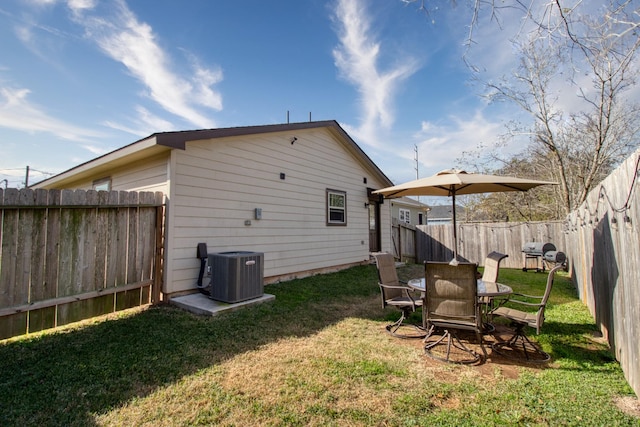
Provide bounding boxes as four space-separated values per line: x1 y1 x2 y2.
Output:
26 0 58 6
14 24 34 44
181 49 223 112
70 0 223 129
415 110 506 176
9 7 71 66
80 144 110 156
332 0 419 148
0 86 107 143
104 105 175 137
66 0 96 11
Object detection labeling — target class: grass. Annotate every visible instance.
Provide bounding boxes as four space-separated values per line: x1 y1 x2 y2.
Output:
0 263 638 426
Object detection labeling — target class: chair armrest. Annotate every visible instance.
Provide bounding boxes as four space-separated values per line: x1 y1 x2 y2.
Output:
398 280 423 296
379 283 420 305
488 296 542 316
500 291 545 310
379 284 412 291
506 299 543 308
511 292 544 300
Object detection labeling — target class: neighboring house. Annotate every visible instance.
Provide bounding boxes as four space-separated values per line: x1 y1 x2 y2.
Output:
33 121 394 299
426 204 466 224
389 196 430 225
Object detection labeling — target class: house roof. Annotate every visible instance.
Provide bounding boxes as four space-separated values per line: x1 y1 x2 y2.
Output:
390 196 429 209
33 120 393 189
428 205 466 220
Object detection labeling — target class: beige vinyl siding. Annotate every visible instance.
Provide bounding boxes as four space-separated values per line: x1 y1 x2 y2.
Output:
107 153 169 193
391 203 416 225
165 127 389 294
34 153 170 194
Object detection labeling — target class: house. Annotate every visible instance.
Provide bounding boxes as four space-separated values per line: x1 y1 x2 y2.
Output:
426 204 466 224
33 121 394 299
389 196 429 225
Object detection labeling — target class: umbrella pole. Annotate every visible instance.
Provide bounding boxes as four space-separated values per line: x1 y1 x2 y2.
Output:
452 192 458 263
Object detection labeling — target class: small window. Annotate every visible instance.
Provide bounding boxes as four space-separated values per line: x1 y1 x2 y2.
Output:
399 208 411 224
92 177 111 191
327 189 346 225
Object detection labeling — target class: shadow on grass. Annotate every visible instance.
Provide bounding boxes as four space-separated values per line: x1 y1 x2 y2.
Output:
0 264 384 427
543 321 617 366
488 321 615 370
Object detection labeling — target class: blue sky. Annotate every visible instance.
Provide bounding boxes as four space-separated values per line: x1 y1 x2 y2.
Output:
1 0 524 189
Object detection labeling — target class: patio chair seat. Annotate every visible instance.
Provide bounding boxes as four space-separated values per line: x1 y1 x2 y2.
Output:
427 318 478 330
384 296 417 305
491 307 536 326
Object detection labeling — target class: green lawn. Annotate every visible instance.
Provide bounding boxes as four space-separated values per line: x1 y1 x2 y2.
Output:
0 263 637 426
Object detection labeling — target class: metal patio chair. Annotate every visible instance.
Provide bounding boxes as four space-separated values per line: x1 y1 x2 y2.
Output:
491 263 564 363
423 261 486 364
374 253 426 339
481 251 509 283
479 251 509 329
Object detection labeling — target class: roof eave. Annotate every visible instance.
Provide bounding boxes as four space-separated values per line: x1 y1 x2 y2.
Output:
31 136 162 188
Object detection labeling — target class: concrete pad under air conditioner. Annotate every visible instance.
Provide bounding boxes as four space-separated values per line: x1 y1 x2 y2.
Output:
171 292 275 317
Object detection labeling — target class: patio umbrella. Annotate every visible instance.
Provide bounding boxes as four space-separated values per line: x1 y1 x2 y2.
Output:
373 169 557 263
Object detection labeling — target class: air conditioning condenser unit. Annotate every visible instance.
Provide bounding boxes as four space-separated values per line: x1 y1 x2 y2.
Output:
207 251 264 303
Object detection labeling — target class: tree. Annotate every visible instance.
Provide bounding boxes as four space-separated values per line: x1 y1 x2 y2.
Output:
405 1 640 219
481 2 640 216
463 157 565 222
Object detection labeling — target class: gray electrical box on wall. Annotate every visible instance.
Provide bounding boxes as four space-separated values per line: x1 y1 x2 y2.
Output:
254 208 262 220
207 251 264 303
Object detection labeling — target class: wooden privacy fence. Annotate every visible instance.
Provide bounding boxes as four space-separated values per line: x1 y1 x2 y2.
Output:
564 149 640 398
0 188 164 340
391 219 417 263
416 221 568 269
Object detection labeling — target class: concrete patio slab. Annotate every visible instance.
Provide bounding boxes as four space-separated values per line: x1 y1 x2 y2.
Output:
171 292 275 316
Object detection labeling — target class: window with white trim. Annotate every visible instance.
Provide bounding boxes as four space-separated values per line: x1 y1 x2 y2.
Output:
327 189 346 225
92 177 111 191
399 208 411 224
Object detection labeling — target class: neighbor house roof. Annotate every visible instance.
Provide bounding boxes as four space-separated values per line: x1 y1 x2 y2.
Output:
33 120 393 189
391 196 429 209
428 205 466 221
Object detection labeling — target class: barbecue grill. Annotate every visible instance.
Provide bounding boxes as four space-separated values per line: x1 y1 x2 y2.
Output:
522 242 556 272
543 250 566 265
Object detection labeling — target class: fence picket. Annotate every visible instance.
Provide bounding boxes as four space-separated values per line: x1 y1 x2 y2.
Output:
57 190 85 325
93 193 111 316
0 189 26 338
26 190 49 333
40 190 61 331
